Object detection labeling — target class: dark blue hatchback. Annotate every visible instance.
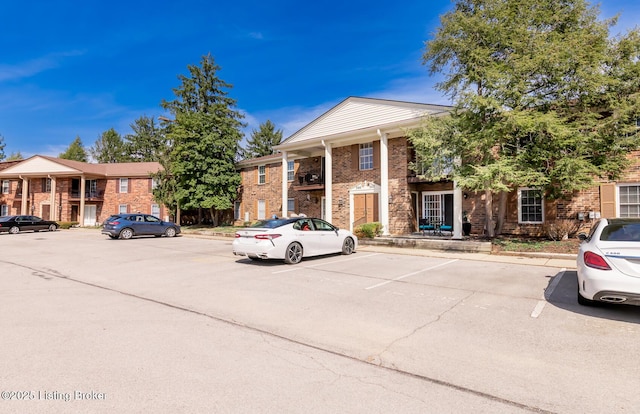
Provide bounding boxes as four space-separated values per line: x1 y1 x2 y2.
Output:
101 214 181 240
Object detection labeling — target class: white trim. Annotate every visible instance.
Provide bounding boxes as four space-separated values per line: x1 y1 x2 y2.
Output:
517 187 544 224
349 181 381 233
617 183 640 218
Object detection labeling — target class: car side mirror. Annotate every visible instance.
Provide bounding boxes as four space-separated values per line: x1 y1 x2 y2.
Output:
578 233 588 241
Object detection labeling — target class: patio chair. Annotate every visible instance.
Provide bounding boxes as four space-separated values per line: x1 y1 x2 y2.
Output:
440 223 453 236
419 219 435 235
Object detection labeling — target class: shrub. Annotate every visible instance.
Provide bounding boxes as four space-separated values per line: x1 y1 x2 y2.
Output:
543 219 583 241
354 222 383 239
58 221 79 229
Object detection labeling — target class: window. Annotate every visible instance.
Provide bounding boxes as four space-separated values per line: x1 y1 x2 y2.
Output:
619 185 640 218
234 201 241 220
518 188 544 223
359 143 373 170
257 200 266 220
258 165 266 184
0 204 7 216
119 178 129 193
41 178 51 193
151 178 158 189
287 161 295 182
151 204 160 217
87 179 98 197
287 198 295 212
1 180 9 194
119 204 128 214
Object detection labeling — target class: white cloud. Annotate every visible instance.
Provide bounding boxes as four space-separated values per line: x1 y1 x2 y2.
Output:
0 51 84 82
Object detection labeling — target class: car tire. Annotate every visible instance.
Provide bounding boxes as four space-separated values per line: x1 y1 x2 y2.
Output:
165 227 177 238
284 242 303 264
48 224 57 232
119 228 134 240
9 226 19 234
342 237 355 255
577 291 597 306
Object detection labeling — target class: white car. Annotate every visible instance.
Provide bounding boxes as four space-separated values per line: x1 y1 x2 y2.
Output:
233 217 358 264
576 218 640 306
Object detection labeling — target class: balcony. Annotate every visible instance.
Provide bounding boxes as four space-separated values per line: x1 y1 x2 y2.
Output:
69 190 104 201
293 172 324 191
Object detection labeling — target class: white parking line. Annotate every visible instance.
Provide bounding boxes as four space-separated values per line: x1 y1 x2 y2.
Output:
271 253 381 274
530 268 566 318
365 259 459 290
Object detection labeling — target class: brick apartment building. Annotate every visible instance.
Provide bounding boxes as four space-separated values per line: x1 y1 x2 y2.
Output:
234 97 640 238
0 155 166 226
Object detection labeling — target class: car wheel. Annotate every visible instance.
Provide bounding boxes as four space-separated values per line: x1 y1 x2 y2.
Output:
119 228 134 240
577 291 597 306
342 237 355 255
284 242 303 264
48 224 57 231
9 226 19 234
165 227 177 238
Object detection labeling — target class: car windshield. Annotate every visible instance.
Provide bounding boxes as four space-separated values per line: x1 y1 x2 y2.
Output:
600 222 640 242
250 218 297 229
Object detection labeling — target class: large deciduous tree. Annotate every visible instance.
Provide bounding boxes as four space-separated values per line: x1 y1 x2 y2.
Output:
90 128 129 163
59 136 88 162
413 0 640 237
241 120 283 159
159 54 245 225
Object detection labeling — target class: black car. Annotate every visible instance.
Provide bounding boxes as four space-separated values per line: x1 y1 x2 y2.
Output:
0 215 59 234
101 214 181 240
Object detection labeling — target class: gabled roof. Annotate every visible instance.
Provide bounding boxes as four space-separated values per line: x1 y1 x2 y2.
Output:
236 153 283 168
0 155 162 178
276 97 452 151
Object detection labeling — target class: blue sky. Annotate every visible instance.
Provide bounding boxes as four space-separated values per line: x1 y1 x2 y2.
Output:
1 0 638 159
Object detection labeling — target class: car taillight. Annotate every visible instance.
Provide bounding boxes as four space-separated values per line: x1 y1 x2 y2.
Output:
255 234 281 240
584 251 611 270
235 233 241 238
108 221 120 225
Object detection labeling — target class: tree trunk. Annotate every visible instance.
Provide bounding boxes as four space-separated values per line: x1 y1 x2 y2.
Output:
485 189 495 238
495 191 507 235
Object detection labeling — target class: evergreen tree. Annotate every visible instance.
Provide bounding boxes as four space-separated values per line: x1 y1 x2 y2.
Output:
6 151 23 161
125 115 167 162
90 128 129 163
0 134 5 161
414 0 640 236
241 120 282 159
59 136 88 162
159 54 245 224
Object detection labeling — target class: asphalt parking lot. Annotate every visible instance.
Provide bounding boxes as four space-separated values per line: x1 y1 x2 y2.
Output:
1 229 639 413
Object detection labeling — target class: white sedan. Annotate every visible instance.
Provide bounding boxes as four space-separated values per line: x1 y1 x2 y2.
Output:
576 218 640 306
232 217 358 264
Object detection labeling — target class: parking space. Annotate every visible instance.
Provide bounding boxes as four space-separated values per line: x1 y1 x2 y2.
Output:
1 229 639 413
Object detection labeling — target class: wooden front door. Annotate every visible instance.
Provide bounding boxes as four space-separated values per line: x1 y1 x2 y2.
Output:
42 204 50 221
353 193 379 227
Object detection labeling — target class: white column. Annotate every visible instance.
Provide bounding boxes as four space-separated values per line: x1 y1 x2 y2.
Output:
324 142 332 224
378 130 390 236
50 177 57 220
281 151 288 218
79 176 86 226
453 181 463 240
21 178 29 215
